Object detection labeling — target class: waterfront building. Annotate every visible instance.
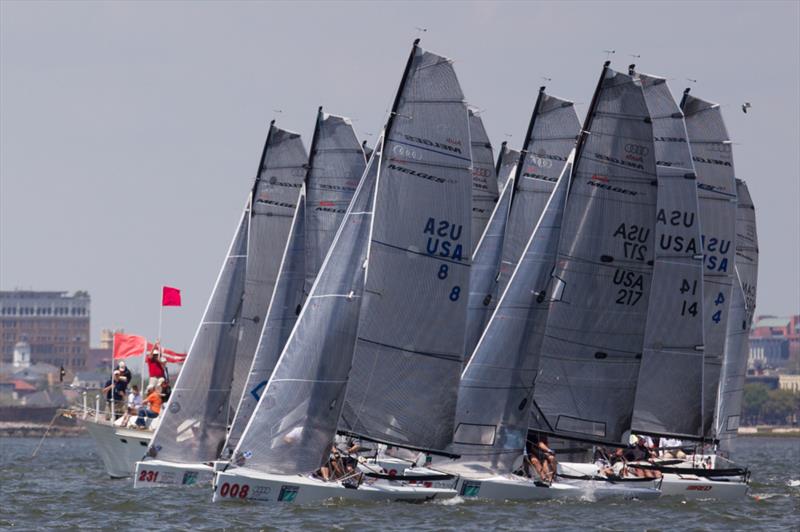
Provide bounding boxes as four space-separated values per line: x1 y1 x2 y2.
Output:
0 291 91 372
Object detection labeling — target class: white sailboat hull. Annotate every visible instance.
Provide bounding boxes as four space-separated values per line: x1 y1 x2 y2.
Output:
133 459 216 488
658 472 748 500
557 462 662 500
455 475 580 500
212 468 457 504
81 418 152 478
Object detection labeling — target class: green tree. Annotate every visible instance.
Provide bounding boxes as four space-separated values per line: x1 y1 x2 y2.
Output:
742 383 770 424
762 389 799 425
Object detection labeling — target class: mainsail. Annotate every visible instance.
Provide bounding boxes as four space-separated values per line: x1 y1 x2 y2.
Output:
531 64 657 444
499 87 580 297
232 138 380 474
631 71 705 439
223 192 307 454
681 90 738 438
148 203 249 463
717 179 758 451
444 154 573 477
339 41 473 454
469 108 499 251
463 175 513 362
305 108 367 290
229 124 308 424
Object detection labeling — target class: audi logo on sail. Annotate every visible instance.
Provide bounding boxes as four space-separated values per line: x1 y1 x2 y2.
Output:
624 144 649 156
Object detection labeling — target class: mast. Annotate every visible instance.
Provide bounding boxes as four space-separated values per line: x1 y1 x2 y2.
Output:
513 86 545 196
495 141 507 177
573 61 611 181
251 120 275 207
305 106 324 186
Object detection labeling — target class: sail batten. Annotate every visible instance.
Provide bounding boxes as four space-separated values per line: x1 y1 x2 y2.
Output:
339 43 473 454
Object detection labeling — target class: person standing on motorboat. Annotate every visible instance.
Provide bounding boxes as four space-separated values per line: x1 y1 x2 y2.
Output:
117 361 132 393
102 370 126 419
146 344 167 388
158 377 171 403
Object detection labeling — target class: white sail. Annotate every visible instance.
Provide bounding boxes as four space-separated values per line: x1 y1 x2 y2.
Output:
443 153 573 477
631 71 705 439
717 179 758 451
231 138 380 474
223 193 307 455
469 108 499 251
531 64 657 444
229 124 308 427
339 41 473 454
681 91 739 438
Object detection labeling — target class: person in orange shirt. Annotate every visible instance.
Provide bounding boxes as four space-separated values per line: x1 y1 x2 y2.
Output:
135 385 163 428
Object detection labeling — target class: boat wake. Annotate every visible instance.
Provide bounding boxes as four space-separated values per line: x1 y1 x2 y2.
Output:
787 480 800 487
434 496 465 506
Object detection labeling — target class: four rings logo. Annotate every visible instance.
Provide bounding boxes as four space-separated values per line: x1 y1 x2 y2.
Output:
625 144 649 156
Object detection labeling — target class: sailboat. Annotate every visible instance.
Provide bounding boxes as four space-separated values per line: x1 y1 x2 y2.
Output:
134 123 308 487
527 63 661 499
223 109 366 457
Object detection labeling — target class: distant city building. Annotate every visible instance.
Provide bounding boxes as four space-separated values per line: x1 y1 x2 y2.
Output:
12 341 31 368
749 315 800 371
779 374 800 393
86 328 120 370
0 290 90 372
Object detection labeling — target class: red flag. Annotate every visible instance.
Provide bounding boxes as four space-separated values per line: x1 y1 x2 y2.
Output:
146 342 187 364
113 333 147 359
162 286 182 306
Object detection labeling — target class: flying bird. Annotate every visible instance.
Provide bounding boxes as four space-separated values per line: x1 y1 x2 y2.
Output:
742 102 752 114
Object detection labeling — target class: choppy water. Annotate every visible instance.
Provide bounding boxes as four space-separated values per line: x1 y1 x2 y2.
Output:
1 436 798 530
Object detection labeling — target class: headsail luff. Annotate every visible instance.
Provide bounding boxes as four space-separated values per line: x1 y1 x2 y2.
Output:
631 71 705 439
498 87 580 298
147 201 249 463
229 124 308 425
463 174 513 363
469 108 499 251
717 179 758 451
305 108 367 291
223 191 307 455
232 139 381 475
495 142 520 190
339 41 473 455
530 64 657 444
442 153 573 478
681 91 738 439
362 140 374 162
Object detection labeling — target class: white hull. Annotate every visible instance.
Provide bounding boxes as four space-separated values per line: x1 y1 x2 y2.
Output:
659 473 748 500
557 462 662 500
133 459 216 488
81 418 152 478
212 467 457 504
455 475 580 500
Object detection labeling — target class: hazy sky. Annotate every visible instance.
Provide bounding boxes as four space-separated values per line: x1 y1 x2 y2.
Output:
2 1 798 348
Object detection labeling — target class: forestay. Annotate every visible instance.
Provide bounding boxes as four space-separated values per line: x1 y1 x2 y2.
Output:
147 204 249 463
531 64 657 444
305 109 367 290
339 42 473 454
717 179 758 451
232 139 380 475
499 88 580 297
443 154 573 477
631 72 705 439
223 193 307 455
463 175 513 362
469 108 499 251
681 91 738 438
229 125 308 426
